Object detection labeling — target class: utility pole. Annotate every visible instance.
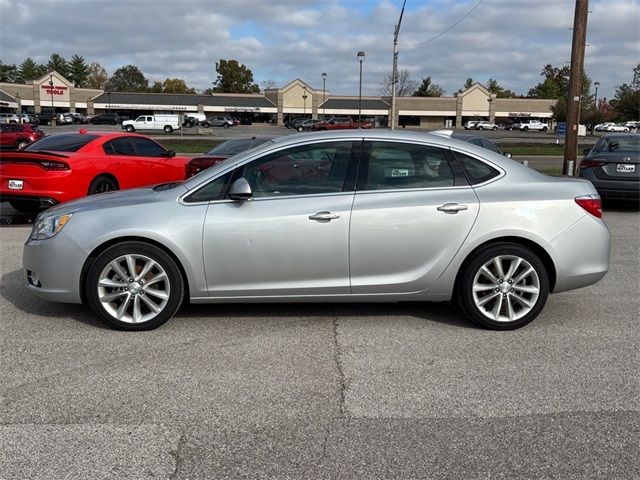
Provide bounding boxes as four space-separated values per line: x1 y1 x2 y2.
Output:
390 0 406 131
563 0 589 175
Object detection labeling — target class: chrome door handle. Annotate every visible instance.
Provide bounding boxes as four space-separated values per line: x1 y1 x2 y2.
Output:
309 211 340 221
437 203 468 213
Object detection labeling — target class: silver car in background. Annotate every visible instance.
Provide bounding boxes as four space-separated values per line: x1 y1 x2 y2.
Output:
23 130 610 331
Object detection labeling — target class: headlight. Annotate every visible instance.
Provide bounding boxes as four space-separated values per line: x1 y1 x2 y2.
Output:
29 213 73 241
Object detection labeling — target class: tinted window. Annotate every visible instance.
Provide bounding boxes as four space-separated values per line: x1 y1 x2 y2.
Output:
184 171 232 203
479 139 501 154
130 137 167 157
239 141 353 198
454 151 500 184
206 138 272 156
594 136 640 153
366 142 454 190
104 137 136 155
24 134 98 152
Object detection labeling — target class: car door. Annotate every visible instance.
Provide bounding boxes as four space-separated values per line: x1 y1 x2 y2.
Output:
349 140 480 294
196 139 359 297
129 136 181 184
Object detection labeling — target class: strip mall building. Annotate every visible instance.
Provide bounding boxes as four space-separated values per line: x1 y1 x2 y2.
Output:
0 71 556 128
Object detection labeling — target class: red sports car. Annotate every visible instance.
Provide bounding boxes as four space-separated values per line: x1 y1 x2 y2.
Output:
0 130 189 212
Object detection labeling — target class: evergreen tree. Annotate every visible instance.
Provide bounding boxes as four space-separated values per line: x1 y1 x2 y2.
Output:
17 58 46 82
0 61 18 82
68 54 89 87
413 76 445 97
611 64 640 120
47 53 69 77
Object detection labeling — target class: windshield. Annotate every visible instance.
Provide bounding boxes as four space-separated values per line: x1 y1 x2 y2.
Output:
24 133 98 152
594 136 640 153
206 137 273 156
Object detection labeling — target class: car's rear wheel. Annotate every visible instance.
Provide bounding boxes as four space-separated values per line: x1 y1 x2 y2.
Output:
478 126 484 130
456 243 549 330
201 122 210 128
9 199 40 213
86 242 184 330
223 123 229 129
542 126 548 132
523 126 529 131
492 126 497 131
125 125 135 132
88 175 118 195
297 126 304 132
164 125 173 133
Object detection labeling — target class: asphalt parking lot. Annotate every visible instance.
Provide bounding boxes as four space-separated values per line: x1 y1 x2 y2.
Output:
0 203 638 479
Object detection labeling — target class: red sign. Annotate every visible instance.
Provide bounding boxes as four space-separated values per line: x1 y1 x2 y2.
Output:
41 85 68 96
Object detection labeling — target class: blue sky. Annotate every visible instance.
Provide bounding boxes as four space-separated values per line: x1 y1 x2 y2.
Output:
1 0 638 99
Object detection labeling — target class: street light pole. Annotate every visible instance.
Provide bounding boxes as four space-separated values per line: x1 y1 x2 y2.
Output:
302 88 308 116
594 81 600 108
357 51 365 125
390 0 406 131
49 74 56 126
321 72 327 118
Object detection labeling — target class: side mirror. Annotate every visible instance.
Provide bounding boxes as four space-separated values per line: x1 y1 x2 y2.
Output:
504 152 512 158
165 150 176 158
228 178 252 201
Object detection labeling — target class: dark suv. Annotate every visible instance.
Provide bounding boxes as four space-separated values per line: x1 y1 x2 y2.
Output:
0 123 45 150
90 113 122 125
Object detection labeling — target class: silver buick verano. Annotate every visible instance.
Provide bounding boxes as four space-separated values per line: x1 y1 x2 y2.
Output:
23 130 610 331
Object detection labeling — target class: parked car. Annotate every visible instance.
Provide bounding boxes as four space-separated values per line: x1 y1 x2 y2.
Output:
312 116 372 130
624 121 639 131
604 123 630 132
67 113 89 124
578 133 639 201
186 135 277 178
295 119 322 132
502 121 518 131
464 121 479 130
182 113 207 128
594 122 615 132
0 131 189 213
89 113 122 125
21 130 609 331
517 120 548 132
34 112 55 126
122 115 181 133
432 130 512 157
58 113 74 125
201 116 235 128
0 123 45 150
284 117 306 129
474 121 498 131
0 113 20 124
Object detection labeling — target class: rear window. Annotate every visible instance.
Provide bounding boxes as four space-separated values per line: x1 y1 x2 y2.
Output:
25 134 98 152
206 138 272 156
594 136 640 153
454 151 500 185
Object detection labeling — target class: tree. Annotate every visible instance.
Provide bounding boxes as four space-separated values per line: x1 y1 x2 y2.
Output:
68 54 89 87
261 79 277 91
212 59 260 94
86 62 108 89
105 65 148 92
528 64 592 121
161 78 196 94
412 76 445 97
486 78 516 98
379 69 417 96
611 64 640 120
17 58 46 82
0 60 18 82
47 53 68 77
458 77 474 92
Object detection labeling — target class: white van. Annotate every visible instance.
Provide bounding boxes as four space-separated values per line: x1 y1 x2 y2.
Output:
121 114 181 133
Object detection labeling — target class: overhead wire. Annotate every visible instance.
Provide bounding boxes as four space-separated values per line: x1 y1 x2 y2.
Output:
398 0 484 48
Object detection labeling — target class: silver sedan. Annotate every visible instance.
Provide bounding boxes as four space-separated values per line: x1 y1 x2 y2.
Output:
23 130 610 331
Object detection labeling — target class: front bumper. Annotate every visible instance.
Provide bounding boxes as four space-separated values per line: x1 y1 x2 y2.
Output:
23 231 89 304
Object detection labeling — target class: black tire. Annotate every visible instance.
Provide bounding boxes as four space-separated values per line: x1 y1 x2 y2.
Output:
523 126 529 131
478 126 484 130
88 175 118 195
202 122 210 128
164 125 173 133
85 241 184 330
455 243 549 330
9 199 41 213
297 126 304 132
223 123 229 129
542 126 548 132
15 139 30 150
492 126 497 131
125 125 135 132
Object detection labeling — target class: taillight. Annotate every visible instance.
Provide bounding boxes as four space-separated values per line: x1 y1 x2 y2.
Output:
39 160 70 170
575 195 602 218
580 159 605 168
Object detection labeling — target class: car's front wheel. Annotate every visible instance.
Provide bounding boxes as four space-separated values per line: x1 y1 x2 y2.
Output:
456 243 549 330
164 125 173 133
86 242 184 330
201 122 210 128
125 125 135 132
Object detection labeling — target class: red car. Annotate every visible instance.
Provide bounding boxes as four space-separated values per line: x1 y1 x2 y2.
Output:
187 135 276 177
0 123 45 150
0 130 189 212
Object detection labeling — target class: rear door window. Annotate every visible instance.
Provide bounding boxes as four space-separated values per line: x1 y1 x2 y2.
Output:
454 151 501 184
103 137 136 155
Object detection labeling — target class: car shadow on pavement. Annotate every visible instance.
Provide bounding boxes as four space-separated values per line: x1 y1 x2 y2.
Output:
1 269 110 329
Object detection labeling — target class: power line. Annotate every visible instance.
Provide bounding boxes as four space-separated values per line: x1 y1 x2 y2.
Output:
399 0 484 48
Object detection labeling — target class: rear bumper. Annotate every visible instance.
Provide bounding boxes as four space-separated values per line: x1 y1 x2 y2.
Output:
548 214 610 293
0 193 58 208
579 169 640 200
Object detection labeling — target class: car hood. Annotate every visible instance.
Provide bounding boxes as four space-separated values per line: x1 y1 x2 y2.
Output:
43 183 188 216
